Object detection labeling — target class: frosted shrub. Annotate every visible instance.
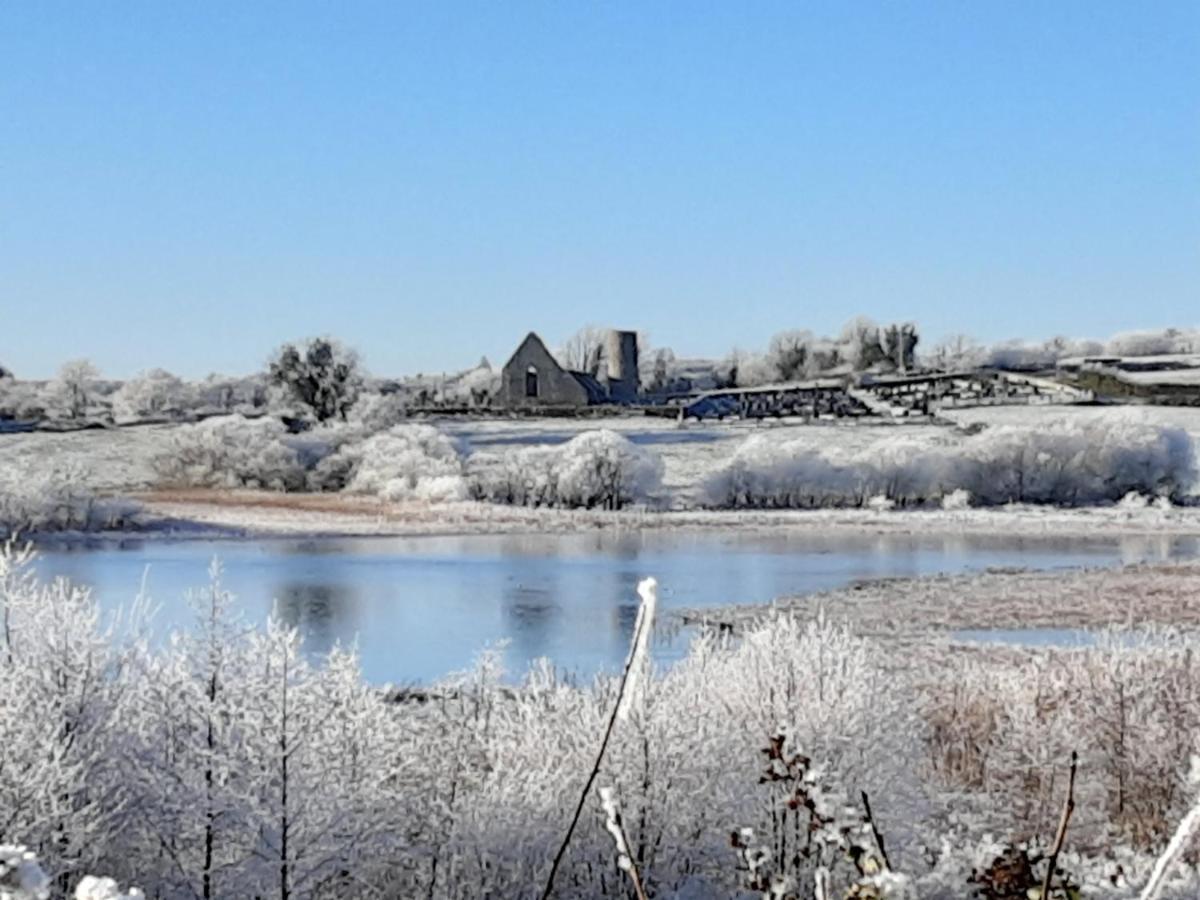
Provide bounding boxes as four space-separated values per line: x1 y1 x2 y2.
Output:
152 415 307 491
470 429 663 509
72 877 143 900
704 415 1195 509
345 390 408 433
467 445 560 506
0 463 137 535
110 369 195 423
322 423 468 500
961 417 1194 506
554 430 663 509
941 488 971 510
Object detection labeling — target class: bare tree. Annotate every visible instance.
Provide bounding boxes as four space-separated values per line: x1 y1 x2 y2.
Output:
557 326 608 375
925 334 983 372
766 330 817 382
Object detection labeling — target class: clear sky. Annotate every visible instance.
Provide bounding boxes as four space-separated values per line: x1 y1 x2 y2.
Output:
3 2 1198 379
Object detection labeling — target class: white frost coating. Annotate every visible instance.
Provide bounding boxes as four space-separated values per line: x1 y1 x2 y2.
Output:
73 876 145 900
940 488 971 510
154 415 307 491
334 424 469 501
598 786 632 870
617 576 658 723
1139 795 1200 900
469 429 664 509
704 413 1195 509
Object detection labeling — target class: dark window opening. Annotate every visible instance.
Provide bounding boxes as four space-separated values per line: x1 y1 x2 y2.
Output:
525 367 539 398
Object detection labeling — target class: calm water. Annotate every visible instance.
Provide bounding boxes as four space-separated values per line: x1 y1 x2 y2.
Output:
31 530 1200 684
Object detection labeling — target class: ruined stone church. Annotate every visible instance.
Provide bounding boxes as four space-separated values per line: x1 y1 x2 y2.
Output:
497 331 639 409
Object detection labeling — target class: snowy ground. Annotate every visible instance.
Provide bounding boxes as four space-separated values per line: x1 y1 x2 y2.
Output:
674 560 1200 639
939 402 1200 435
440 413 951 502
5 404 1200 537
0 422 173 492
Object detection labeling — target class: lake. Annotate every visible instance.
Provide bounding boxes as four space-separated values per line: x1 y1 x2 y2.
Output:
31 530 1200 683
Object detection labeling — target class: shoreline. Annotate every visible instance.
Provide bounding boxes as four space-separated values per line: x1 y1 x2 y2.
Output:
673 559 1200 641
116 489 1200 540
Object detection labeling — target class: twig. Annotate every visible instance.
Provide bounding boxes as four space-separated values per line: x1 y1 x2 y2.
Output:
1139 789 1200 900
539 578 658 900
1039 750 1078 900
860 790 892 872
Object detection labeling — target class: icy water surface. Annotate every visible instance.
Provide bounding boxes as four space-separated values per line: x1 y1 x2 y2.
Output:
32 530 1200 683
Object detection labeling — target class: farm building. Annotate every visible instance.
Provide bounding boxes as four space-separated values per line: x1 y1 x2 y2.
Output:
496 330 640 409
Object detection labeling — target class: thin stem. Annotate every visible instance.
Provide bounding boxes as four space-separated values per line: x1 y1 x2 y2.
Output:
539 578 657 900
1040 750 1078 900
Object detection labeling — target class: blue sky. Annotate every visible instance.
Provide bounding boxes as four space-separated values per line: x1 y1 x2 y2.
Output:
2 2 1197 379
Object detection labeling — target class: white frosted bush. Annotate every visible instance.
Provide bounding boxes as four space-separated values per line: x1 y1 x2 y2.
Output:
704 415 1195 509
554 430 664 509
73 877 144 900
346 390 408 433
330 424 468 501
110 369 195 422
469 429 663 509
467 445 560 506
941 488 972 510
152 415 307 491
0 463 137 535
1119 491 1150 509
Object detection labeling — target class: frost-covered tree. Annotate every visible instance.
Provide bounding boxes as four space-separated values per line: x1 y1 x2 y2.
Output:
839 317 889 372
196 374 269 415
0 541 140 891
925 334 984 372
268 338 362 423
0 380 45 421
1106 327 1200 358
42 360 101 421
558 326 608 375
881 322 919 372
127 565 258 899
766 330 817 382
238 621 400 899
642 348 678 394
111 369 194 422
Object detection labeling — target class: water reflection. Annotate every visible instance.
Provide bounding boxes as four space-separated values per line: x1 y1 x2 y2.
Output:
272 582 361 658
28 530 1200 684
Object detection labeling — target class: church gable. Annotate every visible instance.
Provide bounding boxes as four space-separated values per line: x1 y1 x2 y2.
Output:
498 332 590 408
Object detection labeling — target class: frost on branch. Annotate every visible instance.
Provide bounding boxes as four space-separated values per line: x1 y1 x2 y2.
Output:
469 428 663 509
152 415 307 491
704 414 1195 508
0 463 137 536
71 876 143 900
315 423 469 500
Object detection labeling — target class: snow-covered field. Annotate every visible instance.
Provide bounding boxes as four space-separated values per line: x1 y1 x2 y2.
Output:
675 559 1200 638
4 406 1200 536
939 402 1200 435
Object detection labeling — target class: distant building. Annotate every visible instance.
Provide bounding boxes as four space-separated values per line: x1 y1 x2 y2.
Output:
497 330 640 409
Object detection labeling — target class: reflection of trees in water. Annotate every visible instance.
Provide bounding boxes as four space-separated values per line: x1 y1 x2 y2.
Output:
501 584 561 667
273 582 360 658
